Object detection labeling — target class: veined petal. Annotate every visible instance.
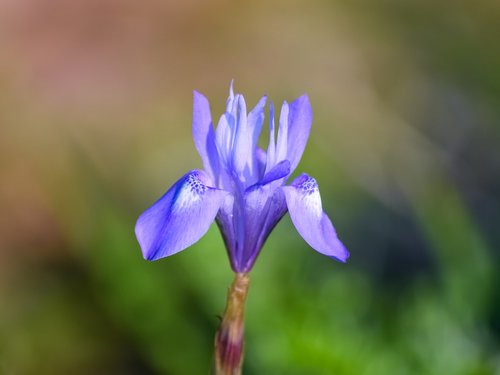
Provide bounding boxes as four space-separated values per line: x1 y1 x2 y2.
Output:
248 160 290 191
275 101 289 163
135 170 229 261
232 95 250 174
286 95 312 173
215 112 235 167
255 147 267 179
282 173 349 262
192 91 219 179
244 95 267 182
226 80 235 112
241 182 287 271
265 102 276 174
248 96 267 149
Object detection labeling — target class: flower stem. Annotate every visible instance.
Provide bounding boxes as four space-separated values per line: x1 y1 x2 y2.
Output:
214 272 250 375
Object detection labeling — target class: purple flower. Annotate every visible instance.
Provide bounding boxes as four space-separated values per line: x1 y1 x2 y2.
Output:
135 83 349 272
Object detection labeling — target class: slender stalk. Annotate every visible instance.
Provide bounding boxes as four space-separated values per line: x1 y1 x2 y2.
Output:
214 273 250 375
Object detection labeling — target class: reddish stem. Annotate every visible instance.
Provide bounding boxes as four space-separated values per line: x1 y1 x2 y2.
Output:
214 273 250 375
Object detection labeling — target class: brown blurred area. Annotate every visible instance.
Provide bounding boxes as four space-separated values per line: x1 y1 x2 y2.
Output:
0 0 369 264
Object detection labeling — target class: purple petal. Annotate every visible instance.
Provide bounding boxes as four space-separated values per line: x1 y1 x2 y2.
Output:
247 160 290 191
215 111 235 168
265 102 276 174
286 95 312 173
255 147 267 179
215 90 245 169
135 170 229 261
226 80 235 112
275 101 289 163
282 173 349 262
244 95 267 182
216 163 289 273
232 95 250 174
241 184 287 271
192 91 219 179
248 96 267 150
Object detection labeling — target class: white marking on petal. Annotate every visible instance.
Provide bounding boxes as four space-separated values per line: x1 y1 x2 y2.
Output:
226 80 235 112
266 102 276 173
172 172 208 212
233 95 249 174
135 170 229 261
282 173 349 262
215 113 234 167
276 101 289 163
297 176 322 218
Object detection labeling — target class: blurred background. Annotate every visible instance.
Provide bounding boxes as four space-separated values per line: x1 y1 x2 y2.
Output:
1 0 499 374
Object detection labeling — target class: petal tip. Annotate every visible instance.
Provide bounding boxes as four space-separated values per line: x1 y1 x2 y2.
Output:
330 241 350 263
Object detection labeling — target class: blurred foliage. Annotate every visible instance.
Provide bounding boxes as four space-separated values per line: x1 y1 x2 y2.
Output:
0 0 499 374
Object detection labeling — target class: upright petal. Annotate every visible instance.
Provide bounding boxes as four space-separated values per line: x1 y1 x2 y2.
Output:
248 96 267 151
244 95 267 183
282 173 349 262
286 95 312 173
215 111 236 168
192 91 219 179
265 102 276 174
226 80 235 112
275 101 289 163
135 170 229 261
232 95 250 175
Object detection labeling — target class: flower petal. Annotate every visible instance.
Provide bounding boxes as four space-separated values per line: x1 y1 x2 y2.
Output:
192 91 219 179
282 173 349 262
244 95 267 183
241 183 287 271
265 102 276 174
217 162 290 272
135 170 229 261
232 94 250 175
275 101 289 163
226 80 235 112
247 160 290 191
255 147 267 179
286 95 312 173
215 111 235 168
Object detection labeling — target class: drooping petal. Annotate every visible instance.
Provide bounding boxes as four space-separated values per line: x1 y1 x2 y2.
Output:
286 95 313 173
282 173 349 262
135 170 229 261
192 91 219 180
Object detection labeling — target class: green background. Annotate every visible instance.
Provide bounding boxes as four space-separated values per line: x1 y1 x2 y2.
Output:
1 1 499 374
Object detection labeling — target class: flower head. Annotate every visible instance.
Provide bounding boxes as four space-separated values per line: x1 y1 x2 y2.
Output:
135 83 349 272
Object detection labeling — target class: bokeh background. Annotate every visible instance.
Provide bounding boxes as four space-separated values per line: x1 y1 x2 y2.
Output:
1 0 499 374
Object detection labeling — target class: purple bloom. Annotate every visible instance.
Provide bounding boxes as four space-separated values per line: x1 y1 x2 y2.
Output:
135 83 349 272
